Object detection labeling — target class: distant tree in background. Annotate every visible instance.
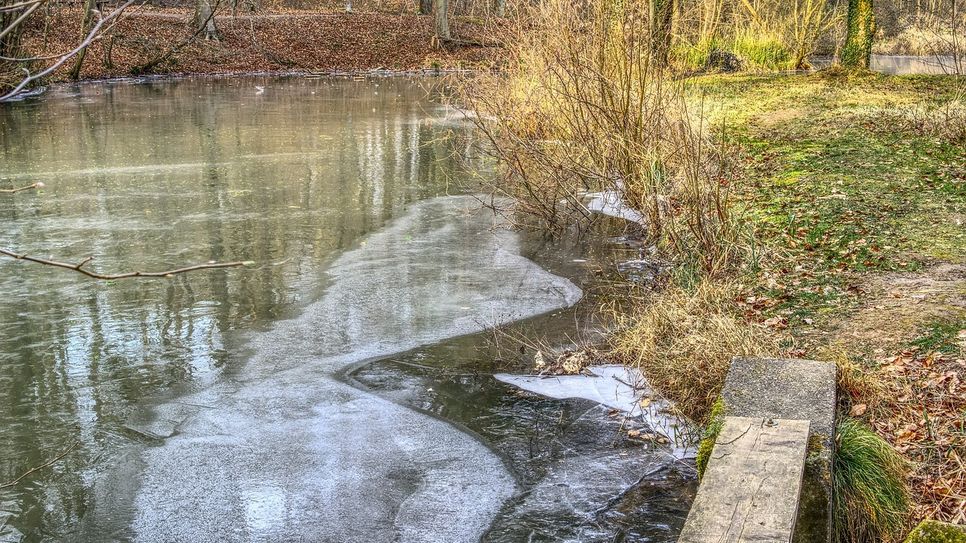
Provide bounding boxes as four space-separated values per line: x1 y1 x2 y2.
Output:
197 0 220 40
434 0 449 41
842 0 877 67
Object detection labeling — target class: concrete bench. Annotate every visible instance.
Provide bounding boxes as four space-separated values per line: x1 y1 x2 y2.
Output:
680 358 837 543
679 416 809 543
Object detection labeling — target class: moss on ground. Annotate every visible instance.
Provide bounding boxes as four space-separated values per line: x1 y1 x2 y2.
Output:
905 520 966 543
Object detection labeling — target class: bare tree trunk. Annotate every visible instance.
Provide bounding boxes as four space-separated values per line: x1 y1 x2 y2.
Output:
68 0 98 80
434 0 450 41
841 0 875 68
197 0 220 41
649 0 674 68
0 6 35 58
420 0 432 15
493 0 505 17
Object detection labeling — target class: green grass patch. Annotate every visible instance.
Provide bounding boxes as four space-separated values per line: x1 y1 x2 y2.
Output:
911 319 966 355
684 73 966 326
834 418 911 543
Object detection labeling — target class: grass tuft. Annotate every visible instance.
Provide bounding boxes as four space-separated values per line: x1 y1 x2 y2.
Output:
834 418 912 543
732 30 793 71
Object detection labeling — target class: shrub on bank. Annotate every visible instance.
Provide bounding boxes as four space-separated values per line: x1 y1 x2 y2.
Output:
453 0 741 276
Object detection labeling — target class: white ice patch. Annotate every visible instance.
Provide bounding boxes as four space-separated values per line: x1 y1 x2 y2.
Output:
496 365 695 459
583 190 645 224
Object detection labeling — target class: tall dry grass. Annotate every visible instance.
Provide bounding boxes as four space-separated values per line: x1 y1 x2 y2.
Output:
609 279 781 423
673 0 842 71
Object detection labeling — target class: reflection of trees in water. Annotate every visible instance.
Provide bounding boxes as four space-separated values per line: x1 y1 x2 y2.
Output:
0 78 473 540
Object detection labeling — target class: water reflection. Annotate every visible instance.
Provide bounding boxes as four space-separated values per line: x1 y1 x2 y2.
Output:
0 76 469 541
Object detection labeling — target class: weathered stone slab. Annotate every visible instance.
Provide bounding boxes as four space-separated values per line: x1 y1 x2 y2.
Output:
722 357 837 543
679 416 810 543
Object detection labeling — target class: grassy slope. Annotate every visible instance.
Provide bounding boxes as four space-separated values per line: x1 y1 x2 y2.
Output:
692 72 965 346
685 72 965 524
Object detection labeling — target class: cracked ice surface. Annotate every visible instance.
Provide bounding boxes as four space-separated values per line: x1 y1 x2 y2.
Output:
85 195 582 543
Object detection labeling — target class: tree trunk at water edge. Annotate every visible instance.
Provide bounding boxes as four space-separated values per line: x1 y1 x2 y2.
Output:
197 0 220 41
841 0 875 68
67 0 98 80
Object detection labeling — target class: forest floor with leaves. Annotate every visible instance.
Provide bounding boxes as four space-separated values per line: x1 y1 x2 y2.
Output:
18 6 500 84
691 72 966 523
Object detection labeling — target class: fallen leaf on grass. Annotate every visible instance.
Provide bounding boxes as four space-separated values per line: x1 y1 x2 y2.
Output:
762 316 788 329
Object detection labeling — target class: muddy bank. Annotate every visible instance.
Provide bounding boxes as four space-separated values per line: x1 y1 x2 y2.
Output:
19 8 501 83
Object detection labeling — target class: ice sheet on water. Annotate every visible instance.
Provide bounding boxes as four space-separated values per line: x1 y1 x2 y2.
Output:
82 195 583 543
584 190 645 224
495 365 695 459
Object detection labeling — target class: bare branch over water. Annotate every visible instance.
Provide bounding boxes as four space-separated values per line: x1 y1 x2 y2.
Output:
0 248 251 279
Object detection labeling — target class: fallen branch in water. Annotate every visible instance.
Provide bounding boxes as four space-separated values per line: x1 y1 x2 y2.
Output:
0 182 44 193
0 442 78 490
0 248 251 279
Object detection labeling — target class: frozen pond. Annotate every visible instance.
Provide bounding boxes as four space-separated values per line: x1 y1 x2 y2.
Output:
0 77 694 542
811 54 963 74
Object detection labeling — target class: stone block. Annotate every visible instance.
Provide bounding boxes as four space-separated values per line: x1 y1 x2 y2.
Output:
679 416 810 543
721 357 837 543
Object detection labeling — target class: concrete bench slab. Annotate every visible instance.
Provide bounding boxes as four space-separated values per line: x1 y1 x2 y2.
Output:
679 416 810 543
721 357 837 543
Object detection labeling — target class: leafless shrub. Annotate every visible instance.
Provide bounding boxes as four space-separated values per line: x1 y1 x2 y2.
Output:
453 0 743 276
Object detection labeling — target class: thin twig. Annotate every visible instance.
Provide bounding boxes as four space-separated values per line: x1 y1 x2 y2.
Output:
0 0 44 13
0 248 251 279
0 182 42 193
0 442 77 490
